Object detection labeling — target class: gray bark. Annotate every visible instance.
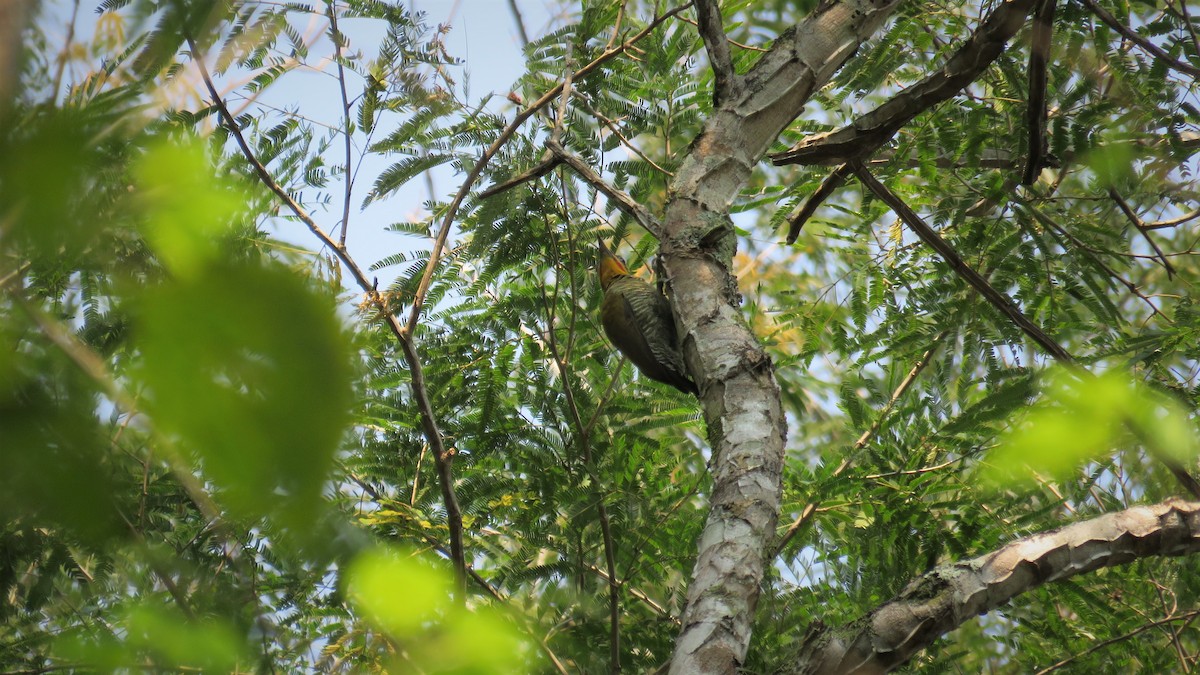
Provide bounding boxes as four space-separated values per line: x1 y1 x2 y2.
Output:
663 1 903 672
793 499 1200 674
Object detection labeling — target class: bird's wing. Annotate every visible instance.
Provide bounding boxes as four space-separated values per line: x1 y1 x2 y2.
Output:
619 292 689 378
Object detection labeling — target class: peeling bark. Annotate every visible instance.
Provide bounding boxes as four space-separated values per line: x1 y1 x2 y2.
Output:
792 499 1200 674
770 0 1036 167
663 1 903 672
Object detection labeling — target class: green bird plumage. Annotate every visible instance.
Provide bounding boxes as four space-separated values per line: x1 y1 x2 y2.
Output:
596 238 697 395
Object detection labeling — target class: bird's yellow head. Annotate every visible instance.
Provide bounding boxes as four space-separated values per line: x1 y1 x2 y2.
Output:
596 237 629 291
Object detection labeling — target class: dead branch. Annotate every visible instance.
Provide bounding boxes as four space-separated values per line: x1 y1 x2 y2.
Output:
786 163 851 243
545 138 664 237
1078 0 1200 79
851 162 1073 361
795 499 1200 674
693 0 740 104
1022 0 1056 186
771 0 1036 167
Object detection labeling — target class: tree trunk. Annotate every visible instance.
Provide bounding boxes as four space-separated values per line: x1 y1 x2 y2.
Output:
665 1 904 671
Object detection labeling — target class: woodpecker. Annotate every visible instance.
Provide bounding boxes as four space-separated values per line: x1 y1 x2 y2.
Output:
596 238 697 395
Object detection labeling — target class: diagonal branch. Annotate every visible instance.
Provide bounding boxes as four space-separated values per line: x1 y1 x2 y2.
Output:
575 91 674 177
693 0 739 104
1139 207 1200 231
504 0 531 48
785 163 851 243
1078 0 1200 79
852 162 1073 361
186 37 468 594
478 154 563 199
771 0 1036 167
405 3 691 335
545 138 664 237
857 165 1200 499
795 499 1200 674
1107 188 1176 277
1026 202 1173 321
771 335 945 559
788 148 1053 243
1035 608 1200 674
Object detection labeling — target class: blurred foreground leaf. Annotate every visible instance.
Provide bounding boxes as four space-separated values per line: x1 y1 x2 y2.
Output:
347 548 529 673
136 261 353 535
986 368 1200 484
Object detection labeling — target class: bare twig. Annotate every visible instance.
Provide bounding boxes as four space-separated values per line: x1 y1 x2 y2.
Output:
771 0 1037 166
326 1 355 247
1027 201 1174 319
856 171 1200 498
411 442 427 506
546 138 663 237
186 36 468 594
576 92 673 177
693 0 739 104
117 510 196 621
1168 0 1200 61
852 162 1074 361
51 0 81 100
543 59 623 673
861 459 960 480
675 14 767 52
406 3 691 335
603 2 627 51
1036 609 1200 674
505 0 531 48
1141 207 1200 230
551 42 575 147
478 155 563 199
1078 0 1200 79
539 275 624 672
785 163 850 243
1108 188 1177 276
589 564 680 625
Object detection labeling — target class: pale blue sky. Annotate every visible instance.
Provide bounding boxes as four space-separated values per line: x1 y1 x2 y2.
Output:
39 0 562 291
248 1 562 290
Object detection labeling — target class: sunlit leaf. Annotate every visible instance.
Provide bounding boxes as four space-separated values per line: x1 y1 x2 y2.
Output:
134 137 245 279
347 548 528 673
136 262 353 533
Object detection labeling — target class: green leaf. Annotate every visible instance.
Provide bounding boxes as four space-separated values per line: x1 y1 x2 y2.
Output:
985 368 1199 484
134 137 245 279
347 548 528 673
136 262 353 533
1084 142 1135 189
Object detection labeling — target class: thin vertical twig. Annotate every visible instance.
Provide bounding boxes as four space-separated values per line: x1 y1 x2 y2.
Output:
186 36 468 595
326 1 355 247
542 135 623 673
505 0 531 47
51 0 81 99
